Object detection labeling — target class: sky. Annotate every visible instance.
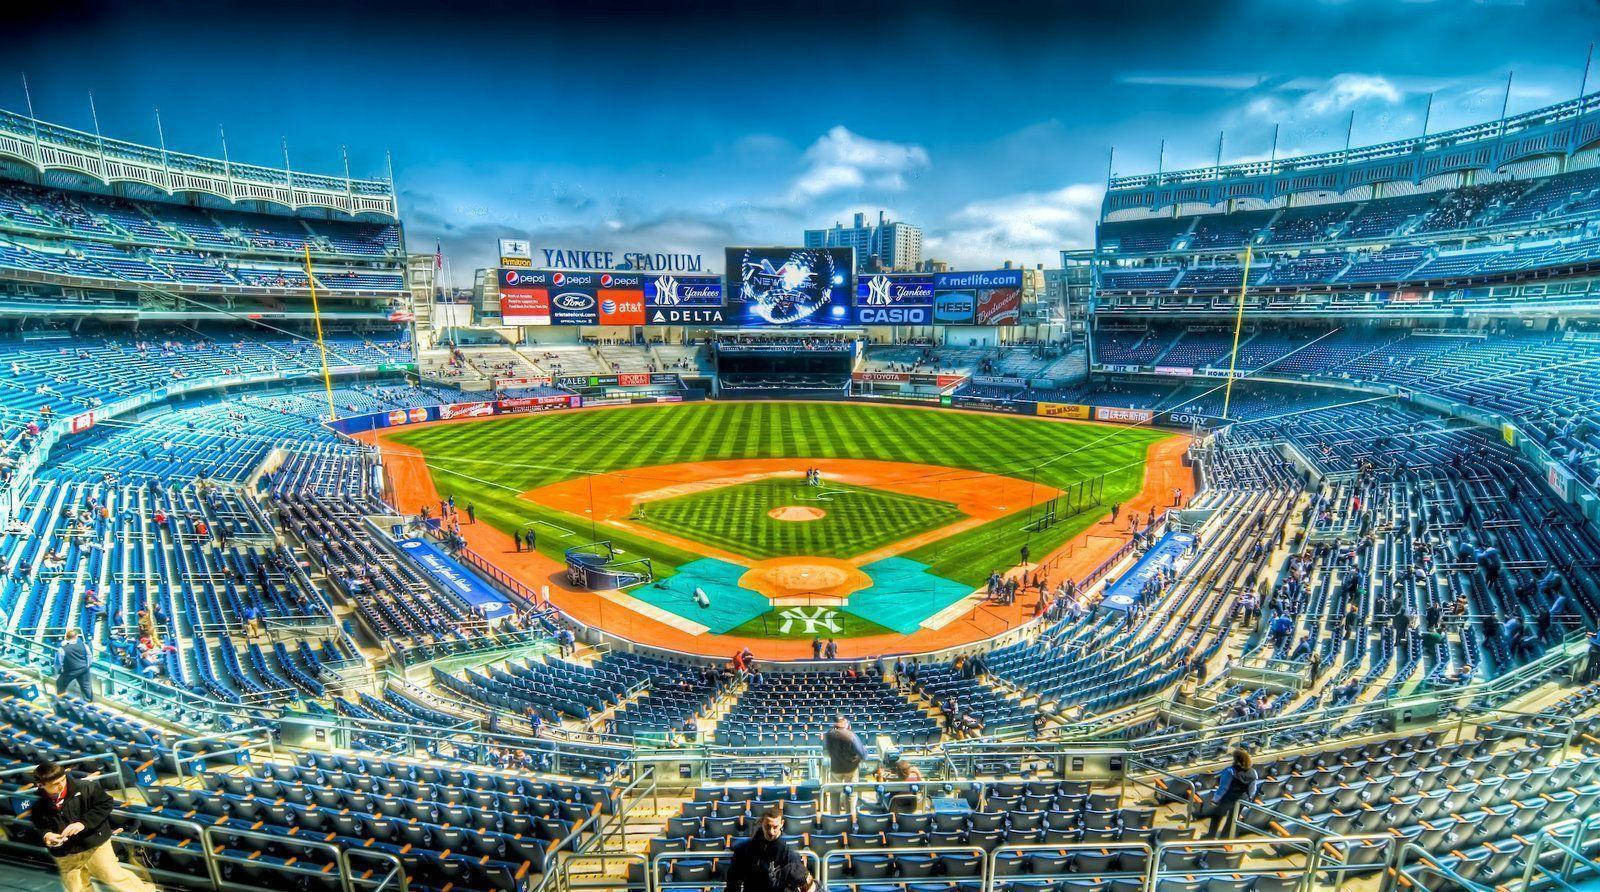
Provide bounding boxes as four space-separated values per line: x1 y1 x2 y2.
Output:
5 0 1600 283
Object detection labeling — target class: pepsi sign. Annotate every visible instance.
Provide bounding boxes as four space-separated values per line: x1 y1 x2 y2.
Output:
502 268 553 287
857 306 930 324
598 272 646 289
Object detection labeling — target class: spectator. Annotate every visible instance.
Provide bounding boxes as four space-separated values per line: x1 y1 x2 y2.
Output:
875 751 923 812
725 807 815 892
821 716 867 810
31 760 157 892
55 629 93 701
1583 628 1600 684
1199 748 1258 838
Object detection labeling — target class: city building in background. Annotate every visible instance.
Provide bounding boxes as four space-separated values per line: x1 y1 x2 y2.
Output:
805 211 923 272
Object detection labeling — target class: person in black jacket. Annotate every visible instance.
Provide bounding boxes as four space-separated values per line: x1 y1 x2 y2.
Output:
31 761 156 892
725 807 814 892
55 629 93 701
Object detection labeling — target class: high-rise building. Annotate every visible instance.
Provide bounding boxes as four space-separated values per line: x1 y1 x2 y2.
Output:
804 211 923 272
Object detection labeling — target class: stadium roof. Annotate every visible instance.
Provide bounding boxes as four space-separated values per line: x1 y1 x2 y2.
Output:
0 107 396 220
1105 91 1600 216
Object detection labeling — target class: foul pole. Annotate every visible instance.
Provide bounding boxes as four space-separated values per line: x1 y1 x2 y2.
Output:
1221 243 1253 419
303 245 339 421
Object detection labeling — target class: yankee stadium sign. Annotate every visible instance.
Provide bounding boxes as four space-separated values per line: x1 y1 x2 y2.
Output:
540 248 705 272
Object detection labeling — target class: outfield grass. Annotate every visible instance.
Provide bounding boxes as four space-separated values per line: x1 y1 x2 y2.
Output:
631 478 965 560
386 401 1166 586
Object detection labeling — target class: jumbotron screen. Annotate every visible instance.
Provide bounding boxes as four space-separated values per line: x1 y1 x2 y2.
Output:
724 247 854 326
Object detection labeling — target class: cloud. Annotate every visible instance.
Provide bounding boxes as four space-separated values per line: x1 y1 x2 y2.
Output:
927 182 1103 268
787 126 930 202
1117 72 1270 90
1300 73 1403 114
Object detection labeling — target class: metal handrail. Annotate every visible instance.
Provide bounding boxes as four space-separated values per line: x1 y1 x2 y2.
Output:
1517 813 1600 892
343 847 409 892
199 822 352 892
983 841 1151 892
171 727 276 781
1395 842 1495 892
0 750 126 790
651 847 821 892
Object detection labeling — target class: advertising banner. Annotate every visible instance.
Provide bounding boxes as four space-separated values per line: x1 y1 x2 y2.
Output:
386 407 431 427
649 373 681 386
500 289 551 326
499 238 532 268
501 268 554 288
1156 410 1219 428
616 373 651 387
494 376 554 389
857 306 930 324
936 374 967 389
953 397 1033 414
648 306 726 325
498 395 580 413
1095 406 1155 424
932 291 976 324
973 375 1026 387
1037 402 1091 419
852 371 910 382
1152 365 1196 377
438 401 495 420
644 274 723 307
395 539 510 619
68 411 99 434
549 271 601 324
975 287 1021 326
597 288 647 325
934 269 1023 291
858 274 936 306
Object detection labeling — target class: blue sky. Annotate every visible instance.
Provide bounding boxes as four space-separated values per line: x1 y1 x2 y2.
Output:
5 0 1599 281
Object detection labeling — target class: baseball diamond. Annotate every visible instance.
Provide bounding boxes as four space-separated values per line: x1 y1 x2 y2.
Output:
376 400 1170 646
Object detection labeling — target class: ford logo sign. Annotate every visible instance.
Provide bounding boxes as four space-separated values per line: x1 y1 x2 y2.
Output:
554 292 594 310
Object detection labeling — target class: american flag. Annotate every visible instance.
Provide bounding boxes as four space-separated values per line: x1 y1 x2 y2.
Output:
434 239 442 270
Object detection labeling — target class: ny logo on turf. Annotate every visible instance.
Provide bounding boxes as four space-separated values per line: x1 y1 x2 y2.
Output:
777 606 842 635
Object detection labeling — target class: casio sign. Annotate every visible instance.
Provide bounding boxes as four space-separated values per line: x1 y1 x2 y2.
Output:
858 307 929 324
554 292 595 311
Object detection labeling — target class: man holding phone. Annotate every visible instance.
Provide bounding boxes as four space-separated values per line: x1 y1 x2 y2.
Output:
31 761 156 892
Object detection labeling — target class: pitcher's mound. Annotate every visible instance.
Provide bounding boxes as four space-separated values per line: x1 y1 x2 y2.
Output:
768 505 825 522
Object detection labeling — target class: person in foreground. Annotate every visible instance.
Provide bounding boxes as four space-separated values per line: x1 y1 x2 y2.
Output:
725 807 815 892
1199 748 1259 838
31 760 158 892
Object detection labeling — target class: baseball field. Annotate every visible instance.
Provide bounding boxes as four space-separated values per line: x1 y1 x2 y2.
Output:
382 401 1167 594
